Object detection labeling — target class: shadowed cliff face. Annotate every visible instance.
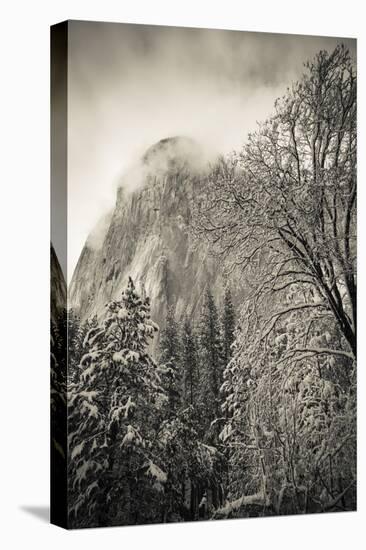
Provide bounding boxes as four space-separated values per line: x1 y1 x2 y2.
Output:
69 137 225 332
51 244 67 325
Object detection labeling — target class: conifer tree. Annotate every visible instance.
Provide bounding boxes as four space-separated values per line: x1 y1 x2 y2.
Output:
67 309 84 382
197 288 223 433
51 313 67 525
159 305 182 416
222 286 235 368
68 277 168 527
181 317 199 407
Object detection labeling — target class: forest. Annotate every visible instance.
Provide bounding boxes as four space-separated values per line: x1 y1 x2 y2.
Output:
51 44 356 527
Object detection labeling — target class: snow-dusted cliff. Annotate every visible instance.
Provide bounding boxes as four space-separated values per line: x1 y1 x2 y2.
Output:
69 137 226 330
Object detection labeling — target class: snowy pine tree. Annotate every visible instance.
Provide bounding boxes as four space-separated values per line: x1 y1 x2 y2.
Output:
222 286 235 368
197 288 224 436
158 406 222 521
181 317 200 408
67 309 85 382
158 305 182 416
68 277 169 526
51 312 67 525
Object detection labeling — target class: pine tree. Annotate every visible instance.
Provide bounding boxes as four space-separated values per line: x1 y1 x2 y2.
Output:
159 305 182 416
67 309 85 382
222 286 235 368
158 406 222 522
197 288 223 434
68 277 168 527
181 317 199 407
51 311 67 525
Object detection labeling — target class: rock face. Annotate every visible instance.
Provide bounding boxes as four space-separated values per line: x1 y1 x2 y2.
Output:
51 243 67 324
69 137 226 333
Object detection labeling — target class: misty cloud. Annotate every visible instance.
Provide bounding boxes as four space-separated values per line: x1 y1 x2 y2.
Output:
67 20 356 280
86 210 113 251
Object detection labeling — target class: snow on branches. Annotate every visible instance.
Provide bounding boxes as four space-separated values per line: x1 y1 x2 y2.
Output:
67 277 167 526
194 46 356 516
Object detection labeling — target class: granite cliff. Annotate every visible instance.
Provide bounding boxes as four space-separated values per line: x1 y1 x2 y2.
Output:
69 137 227 332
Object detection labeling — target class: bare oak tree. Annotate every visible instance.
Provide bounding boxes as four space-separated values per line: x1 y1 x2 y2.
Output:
194 45 357 515
195 44 356 360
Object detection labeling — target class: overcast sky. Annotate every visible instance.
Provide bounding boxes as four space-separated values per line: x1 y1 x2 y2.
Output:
67 20 356 280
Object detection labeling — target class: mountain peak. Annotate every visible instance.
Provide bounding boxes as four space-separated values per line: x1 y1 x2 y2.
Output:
142 136 200 162
141 136 212 176
70 135 226 334
119 136 214 193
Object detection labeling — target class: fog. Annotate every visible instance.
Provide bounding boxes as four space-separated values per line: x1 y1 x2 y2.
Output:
67 20 356 280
